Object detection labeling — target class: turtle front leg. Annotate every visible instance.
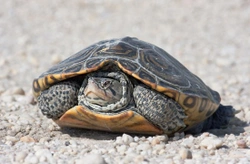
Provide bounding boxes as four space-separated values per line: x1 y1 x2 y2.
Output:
133 85 187 135
37 81 80 119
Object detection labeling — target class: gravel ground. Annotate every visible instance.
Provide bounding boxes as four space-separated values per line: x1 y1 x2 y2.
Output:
1 0 250 163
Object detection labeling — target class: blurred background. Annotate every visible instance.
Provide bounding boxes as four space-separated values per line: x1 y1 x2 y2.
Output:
0 0 249 107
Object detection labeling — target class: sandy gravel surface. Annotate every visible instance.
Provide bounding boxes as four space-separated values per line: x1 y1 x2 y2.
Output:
0 0 250 163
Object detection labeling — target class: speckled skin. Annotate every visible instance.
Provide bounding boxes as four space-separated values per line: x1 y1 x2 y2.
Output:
37 81 79 118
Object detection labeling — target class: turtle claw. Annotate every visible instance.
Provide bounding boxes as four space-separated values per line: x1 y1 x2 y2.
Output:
234 109 241 115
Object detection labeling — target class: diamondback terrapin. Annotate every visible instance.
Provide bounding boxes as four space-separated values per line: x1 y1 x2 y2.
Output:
32 37 235 135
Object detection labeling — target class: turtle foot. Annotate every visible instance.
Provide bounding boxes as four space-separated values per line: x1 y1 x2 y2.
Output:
186 104 237 134
133 85 187 135
37 81 79 119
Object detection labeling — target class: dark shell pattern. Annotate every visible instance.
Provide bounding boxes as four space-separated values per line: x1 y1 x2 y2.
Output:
33 37 220 126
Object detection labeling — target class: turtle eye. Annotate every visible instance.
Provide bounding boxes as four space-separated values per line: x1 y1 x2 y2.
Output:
100 80 112 89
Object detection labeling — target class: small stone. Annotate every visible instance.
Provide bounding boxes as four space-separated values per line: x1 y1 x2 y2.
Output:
154 144 165 151
65 141 70 146
209 149 215 155
116 145 127 155
52 55 62 64
136 143 151 152
180 138 194 148
39 137 51 143
3 87 25 96
108 148 116 154
5 141 14 146
69 140 77 146
192 151 204 159
33 145 45 151
61 134 71 139
122 154 136 163
129 142 138 147
200 137 223 150
236 140 247 149
20 136 36 143
99 148 107 154
115 136 123 145
179 148 192 159
246 150 250 156
246 136 250 143
151 137 161 146
227 134 236 140
25 154 39 164
75 154 106 164
245 112 250 123
121 133 134 144
15 152 28 162
151 135 168 146
35 149 55 163
158 149 166 155
5 136 18 143
134 136 139 142
201 132 210 138
15 95 35 104
134 155 145 163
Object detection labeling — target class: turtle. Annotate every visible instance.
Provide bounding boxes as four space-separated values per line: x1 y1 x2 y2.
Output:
32 36 236 135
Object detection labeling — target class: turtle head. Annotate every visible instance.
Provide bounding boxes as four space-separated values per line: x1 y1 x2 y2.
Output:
78 72 132 113
84 77 123 106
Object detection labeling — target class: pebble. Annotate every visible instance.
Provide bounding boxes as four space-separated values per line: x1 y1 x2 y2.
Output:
136 143 151 152
108 148 116 154
15 95 35 104
134 136 139 142
180 138 194 148
121 133 134 144
14 152 28 162
200 137 223 150
151 135 168 146
245 112 250 123
35 149 55 163
129 142 138 147
75 154 106 164
227 134 236 140
134 155 146 163
179 148 192 159
116 145 127 155
151 137 161 145
52 55 62 64
39 137 51 143
115 136 123 145
246 136 250 143
236 140 248 149
192 151 204 159
5 136 19 143
20 136 36 143
24 153 39 164
2 87 25 96
65 141 70 146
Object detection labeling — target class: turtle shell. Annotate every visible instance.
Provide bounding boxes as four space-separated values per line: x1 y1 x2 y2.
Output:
33 37 220 134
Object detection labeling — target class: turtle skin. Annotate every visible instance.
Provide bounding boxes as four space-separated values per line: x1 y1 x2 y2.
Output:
33 36 236 135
